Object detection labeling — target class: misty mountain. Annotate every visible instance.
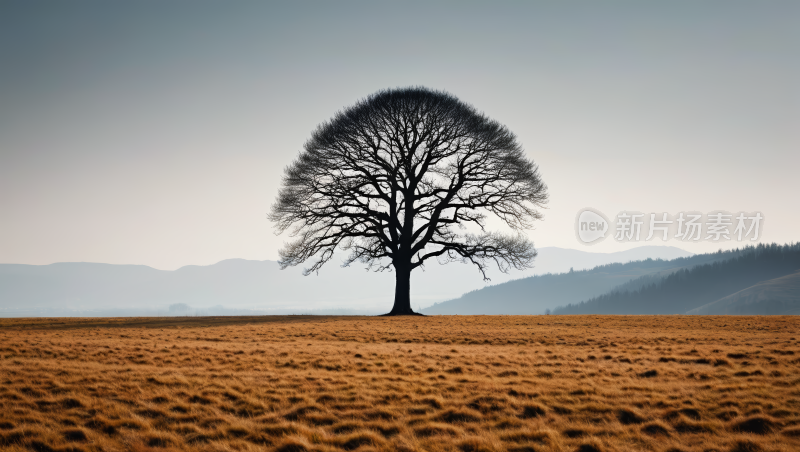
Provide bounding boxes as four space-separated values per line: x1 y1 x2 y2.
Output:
0 246 691 316
554 243 800 315
421 249 734 315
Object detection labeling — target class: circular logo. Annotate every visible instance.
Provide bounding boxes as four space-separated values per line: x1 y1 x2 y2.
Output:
575 208 610 245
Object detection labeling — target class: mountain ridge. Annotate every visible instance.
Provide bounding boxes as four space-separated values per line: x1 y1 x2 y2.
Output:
421 249 733 315
1 246 692 315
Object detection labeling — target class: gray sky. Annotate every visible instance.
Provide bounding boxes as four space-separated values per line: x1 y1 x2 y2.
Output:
1 1 797 270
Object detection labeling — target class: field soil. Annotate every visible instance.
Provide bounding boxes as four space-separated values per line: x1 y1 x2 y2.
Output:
1 315 798 452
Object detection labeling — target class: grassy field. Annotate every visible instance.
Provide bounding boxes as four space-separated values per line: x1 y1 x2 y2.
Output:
0 315 798 452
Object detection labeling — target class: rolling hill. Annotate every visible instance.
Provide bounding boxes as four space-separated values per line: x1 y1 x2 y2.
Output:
554 243 800 315
688 270 800 315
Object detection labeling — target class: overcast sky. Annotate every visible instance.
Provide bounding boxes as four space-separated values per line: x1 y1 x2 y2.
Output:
1 1 797 271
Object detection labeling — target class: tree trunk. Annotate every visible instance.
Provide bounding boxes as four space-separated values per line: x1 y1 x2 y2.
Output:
386 262 418 315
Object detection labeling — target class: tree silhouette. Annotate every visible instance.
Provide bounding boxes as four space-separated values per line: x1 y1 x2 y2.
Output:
269 87 548 315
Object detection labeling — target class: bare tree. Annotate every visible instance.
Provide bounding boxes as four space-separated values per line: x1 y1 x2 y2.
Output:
269 87 548 315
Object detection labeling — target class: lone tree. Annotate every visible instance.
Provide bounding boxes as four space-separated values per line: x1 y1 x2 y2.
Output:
269 87 548 315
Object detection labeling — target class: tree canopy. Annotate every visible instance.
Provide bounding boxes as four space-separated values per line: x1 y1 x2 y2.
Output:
269 87 548 314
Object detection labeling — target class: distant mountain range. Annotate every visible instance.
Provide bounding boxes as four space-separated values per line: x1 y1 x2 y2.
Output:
421 249 738 315
6 243 796 317
0 246 691 316
554 243 800 315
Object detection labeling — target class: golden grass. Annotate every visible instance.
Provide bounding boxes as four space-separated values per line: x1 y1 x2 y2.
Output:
0 315 798 452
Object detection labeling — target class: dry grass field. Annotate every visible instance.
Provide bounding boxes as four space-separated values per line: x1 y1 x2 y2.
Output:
0 315 798 452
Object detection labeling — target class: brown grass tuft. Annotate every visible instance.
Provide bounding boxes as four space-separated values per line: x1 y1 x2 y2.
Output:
574 443 603 452
338 431 385 450
671 418 717 433
729 440 763 452
616 408 645 425
520 404 547 419
562 428 588 438
275 437 312 452
638 369 658 378
730 416 779 435
782 427 800 437
61 429 88 442
457 437 495 452
435 408 482 423
414 422 461 438
467 396 508 413
640 421 670 436
145 432 177 447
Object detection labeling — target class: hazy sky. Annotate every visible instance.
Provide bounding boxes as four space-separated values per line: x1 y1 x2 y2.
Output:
1 1 797 270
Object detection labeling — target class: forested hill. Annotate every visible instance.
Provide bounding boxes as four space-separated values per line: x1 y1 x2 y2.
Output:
421 249 743 315
688 270 800 315
553 243 800 315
